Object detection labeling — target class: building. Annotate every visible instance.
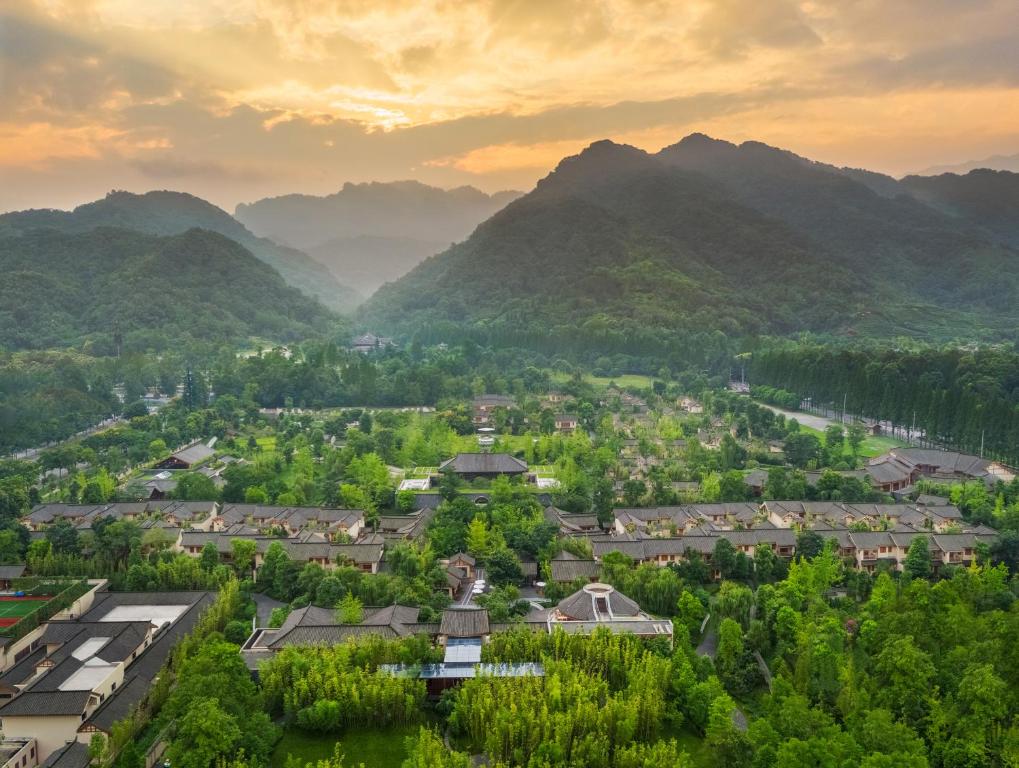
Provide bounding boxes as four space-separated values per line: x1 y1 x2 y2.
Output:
0 567 26 591
153 441 215 471
554 414 579 433
0 590 214 764
350 334 394 353
865 447 1013 493
437 453 529 482
546 583 673 644
471 395 516 427
23 502 215 534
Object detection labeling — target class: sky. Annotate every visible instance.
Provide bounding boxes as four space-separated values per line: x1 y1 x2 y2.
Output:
2 0 1019 213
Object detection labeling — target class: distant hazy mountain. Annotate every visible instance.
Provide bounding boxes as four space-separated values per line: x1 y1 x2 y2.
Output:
363 135 1019 352
917 153 1019 176
900 169 1019 248
235 181 521 294
0 227 337 352
0 191 361 312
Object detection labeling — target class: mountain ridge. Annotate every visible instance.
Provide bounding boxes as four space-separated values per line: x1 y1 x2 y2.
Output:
0 226 339 352
234 180 523 294
362 135 1019 356
0 190 361 313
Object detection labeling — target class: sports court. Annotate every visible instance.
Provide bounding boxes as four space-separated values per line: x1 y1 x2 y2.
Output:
0 595 51 628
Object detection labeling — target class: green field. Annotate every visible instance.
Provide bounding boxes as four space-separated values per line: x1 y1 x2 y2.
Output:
270 725 422 768
0 598 49 619
549 371 654 389
795 425 903 460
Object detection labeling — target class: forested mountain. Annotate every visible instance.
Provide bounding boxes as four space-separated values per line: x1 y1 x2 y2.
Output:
0 227 338 352
657 135 1019 314
0 191 361 312
235 181 522 294
363 137 1019 359
900 169 1019 247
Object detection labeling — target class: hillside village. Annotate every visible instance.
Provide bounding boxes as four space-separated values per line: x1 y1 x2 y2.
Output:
0 378 1016 768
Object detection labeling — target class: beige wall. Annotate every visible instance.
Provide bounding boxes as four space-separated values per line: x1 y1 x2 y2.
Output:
2 716 84 762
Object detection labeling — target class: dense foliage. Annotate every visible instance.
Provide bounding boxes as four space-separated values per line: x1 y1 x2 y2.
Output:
0 190 359 311
364 138 1019 359
0 227 338 352
752 345 1019 464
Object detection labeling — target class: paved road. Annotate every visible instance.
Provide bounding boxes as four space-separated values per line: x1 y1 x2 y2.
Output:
696 629 718 658
756 403 837 432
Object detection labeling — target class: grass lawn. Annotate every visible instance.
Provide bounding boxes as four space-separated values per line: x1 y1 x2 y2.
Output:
795 425 904 460
256 436 277 453
549 371 654 389
858 434 906 458
271 725 422 768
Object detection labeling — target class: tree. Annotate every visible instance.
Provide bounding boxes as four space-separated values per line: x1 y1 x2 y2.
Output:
622 479 647 507
785 433 821 468
796 530 824 560
465 517 494 560
166 697 241 768
847 423 867 458
438 469 463 502
244 486 268 504
719 434 746 471
148 439 168 461
231 538 258 576
336 591 364 624
199 541 219 571
903 536 931 580
173 472 218 501
46 519 81 555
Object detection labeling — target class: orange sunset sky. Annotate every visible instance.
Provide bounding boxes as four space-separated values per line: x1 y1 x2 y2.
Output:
2 0 1019 212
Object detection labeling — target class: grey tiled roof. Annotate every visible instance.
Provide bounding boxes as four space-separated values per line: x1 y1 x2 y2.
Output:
0 690 92 716
439 608 490 637
439 453 528 474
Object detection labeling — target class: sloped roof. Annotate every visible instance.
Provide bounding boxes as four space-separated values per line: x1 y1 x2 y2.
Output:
555 584 642 621
439 608 490 637
438 453 528 474
169 441 215 466
550 559 600 582
0 689 92 716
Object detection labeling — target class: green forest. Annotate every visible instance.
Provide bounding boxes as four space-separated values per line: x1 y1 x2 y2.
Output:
750 345 1019 465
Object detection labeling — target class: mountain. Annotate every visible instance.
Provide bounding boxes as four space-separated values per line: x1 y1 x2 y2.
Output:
363 136 1019 355
917 153 1019 176
656 134 1018 309
0 227 339 352
0 191 361 312
900 170 1019 248
235 181 522 294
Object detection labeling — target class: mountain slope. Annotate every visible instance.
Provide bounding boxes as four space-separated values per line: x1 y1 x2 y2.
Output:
657 135 1019 310
363 137 1019 354
0 191 361 312
235 181 522 294
900 169 1019 248
0 227 339 352
362 141 873 354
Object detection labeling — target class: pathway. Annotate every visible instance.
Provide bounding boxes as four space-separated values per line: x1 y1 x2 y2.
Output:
252 592 286 625
756 403 837 432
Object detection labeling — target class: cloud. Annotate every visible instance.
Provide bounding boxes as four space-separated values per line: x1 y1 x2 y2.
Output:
690 0 821 57
0 7 179 119
1 0 1018 211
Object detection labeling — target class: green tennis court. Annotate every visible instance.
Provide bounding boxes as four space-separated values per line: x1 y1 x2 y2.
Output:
0 597 49 622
